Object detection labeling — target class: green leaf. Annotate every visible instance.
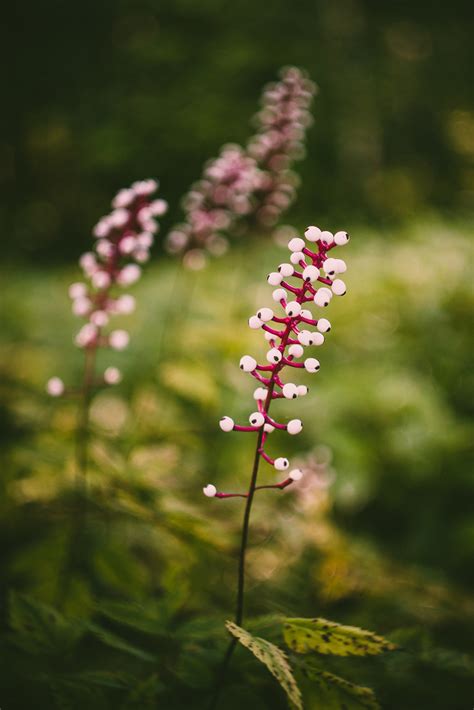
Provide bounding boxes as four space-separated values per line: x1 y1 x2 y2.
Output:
283 618 396 656
226 621 303 710
122 673 163 707
87 622 156 662
302 663 380 709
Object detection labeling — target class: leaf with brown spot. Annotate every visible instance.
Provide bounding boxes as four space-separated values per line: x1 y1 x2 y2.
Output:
226 621 303 710
283 617 396 657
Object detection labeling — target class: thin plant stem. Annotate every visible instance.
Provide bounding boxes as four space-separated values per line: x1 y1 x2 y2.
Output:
210 325 293 709
56 347 96 608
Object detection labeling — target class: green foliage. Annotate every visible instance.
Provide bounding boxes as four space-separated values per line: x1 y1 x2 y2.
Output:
226 621 303 710
301 664 380 710
283 618 396 656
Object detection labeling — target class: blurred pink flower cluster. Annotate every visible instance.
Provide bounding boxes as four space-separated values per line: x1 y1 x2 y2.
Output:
166 67 316 268
248 66 316 227
47 179 167 396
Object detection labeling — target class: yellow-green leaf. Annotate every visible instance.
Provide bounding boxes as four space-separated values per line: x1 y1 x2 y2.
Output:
283 618 396 656
226 621 303 710
303 664 380 709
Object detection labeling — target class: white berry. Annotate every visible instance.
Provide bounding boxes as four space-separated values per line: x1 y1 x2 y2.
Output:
240 355 257 372
332 279 346 295
317 318 331 333
257 307 274 322
219 416 234 432
288 344 304 358
287 419 303 435
282 383 298 399
288 237 305 252
302 265 319 282
203 484 217 497
249 412 265 427
285 301 302 317
274 457 289 471
267 348 282 364
304 358 320 373
304 225 321 242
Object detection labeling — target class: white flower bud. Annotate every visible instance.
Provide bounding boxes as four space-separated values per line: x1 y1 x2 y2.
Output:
267 272 283 286
272 288 287 302
72 297 91 317
116 294 136 314
288 344 304 358
256 307 274 322
321 230 334 245
149 198 168 216
248 315 263 329
332 279 347 295
290 251 305 264
267 348 282 364
285 301 301 317
317 318 331 333
110 208 129 228
274 457 289 471
69 282 87 299
137 232 154 249
304 357 320 373
240 355 257 372
109 329 129 350
278 263 294 277
289 468 304 481
93 219 111 238
90 310 109 327
334 230 350 245
96 240 114 258
287 419 303 435
302 265 319 282
288 237 305 252
282 383 298 399
219 416 234 432
117 264 141 286
92 271 111 290
46 377 64 397
304 226 321 242
249 412 265 427
112 188 134 208
75 323 97 348
253 387 267 401
104 366 122 384
203 484 217 497
297 384 308 396
314 288 332 307
119 235 137 255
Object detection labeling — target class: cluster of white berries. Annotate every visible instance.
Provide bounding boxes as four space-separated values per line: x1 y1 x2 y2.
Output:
46 179 167 397
204 224 349 499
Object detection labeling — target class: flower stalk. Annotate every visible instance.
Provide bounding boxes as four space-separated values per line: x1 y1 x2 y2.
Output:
206 224 350 707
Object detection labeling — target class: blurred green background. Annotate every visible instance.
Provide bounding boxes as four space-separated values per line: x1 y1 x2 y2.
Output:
1 1 474 709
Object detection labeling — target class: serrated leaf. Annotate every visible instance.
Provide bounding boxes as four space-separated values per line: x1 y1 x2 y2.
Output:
283 618 396 656
302 664 380 709
226 621 303 710
87 622 156 662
